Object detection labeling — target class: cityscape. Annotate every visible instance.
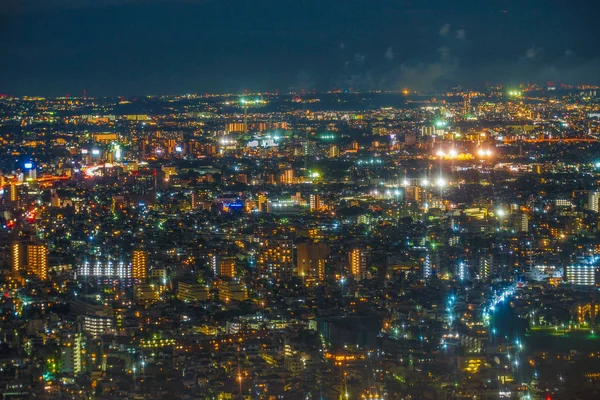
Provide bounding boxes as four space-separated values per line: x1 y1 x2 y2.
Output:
1 1 600 400
2 85 600 399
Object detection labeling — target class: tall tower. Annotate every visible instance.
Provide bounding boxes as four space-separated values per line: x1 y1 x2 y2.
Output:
588 192 599 212
9 183 18 203
349 248 367 281
61 331 83 376
11 242 23 275
309 194 322 212
27 242 48 280
132 249 148 281
297 242 329 281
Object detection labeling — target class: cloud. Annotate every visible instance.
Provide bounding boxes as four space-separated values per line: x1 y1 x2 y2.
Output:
389 46 460 91
438 47 451 60
439 24 450 37
565 49 575 57
354 53 366 64
1 0 214 15
292 70 314 91
525 45 542 59
456 29 466 40
340 42 346 50
385 47 394 60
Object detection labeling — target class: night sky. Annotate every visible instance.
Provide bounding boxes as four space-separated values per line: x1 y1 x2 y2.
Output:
0 0 597 96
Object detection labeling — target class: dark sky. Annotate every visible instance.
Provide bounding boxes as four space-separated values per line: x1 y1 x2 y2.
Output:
0 0 597 96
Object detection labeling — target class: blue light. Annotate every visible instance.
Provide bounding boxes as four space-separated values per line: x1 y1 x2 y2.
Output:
24 162 33 169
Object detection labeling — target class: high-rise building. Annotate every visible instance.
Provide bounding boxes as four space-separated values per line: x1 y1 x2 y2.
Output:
226 122 246 133
211 254 236 278
588 192 599 212
566 264 596 286
296 242 329 281
457 262 467 282
328 145 340 158
27 243 48 280
11 242 23 275
9 183 18 203
422 252 432 280
257 239 294 280
405 186 421 203
218 257 236 278
516 213 529 232
132 249 148 281
477 254 494 281
309 194 322 212
349 248 367 281
61 331 83 376
280 169 294 185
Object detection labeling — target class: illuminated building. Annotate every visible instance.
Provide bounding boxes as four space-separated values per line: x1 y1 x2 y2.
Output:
215 256 236 279
84 315 114 338
61 331 83 376
50 189 61 207
78 261 132 280
132 249 148 281
257 239 293 280
177 282 209 302
516 213 529 232
218 279 248 302
588 192 599 212
132 173 156 195
477 254 493 281
422 252 432 280
190 191 198 208
11 242 23 275
405 185 421 202
150 268 167 282
457 262 467 281
279 169 294 185
27 242 48 280
9 183 18 203
226 122 246 133
309 194 322 212
297 242 329 281
257 193 268 212
328 145 340 158
349 248 367 281
555 199 572 208
134 283 159 303
565 264 596 286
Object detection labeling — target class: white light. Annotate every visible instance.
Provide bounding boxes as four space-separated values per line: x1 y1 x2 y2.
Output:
422 178 429 186
477 148 485 157
402 179 409 186
436 150 445 157
436 178 445 187
485 149 492 157
449 148 457 158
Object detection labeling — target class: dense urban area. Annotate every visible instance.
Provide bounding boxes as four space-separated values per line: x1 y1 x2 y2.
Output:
2 85 600 400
